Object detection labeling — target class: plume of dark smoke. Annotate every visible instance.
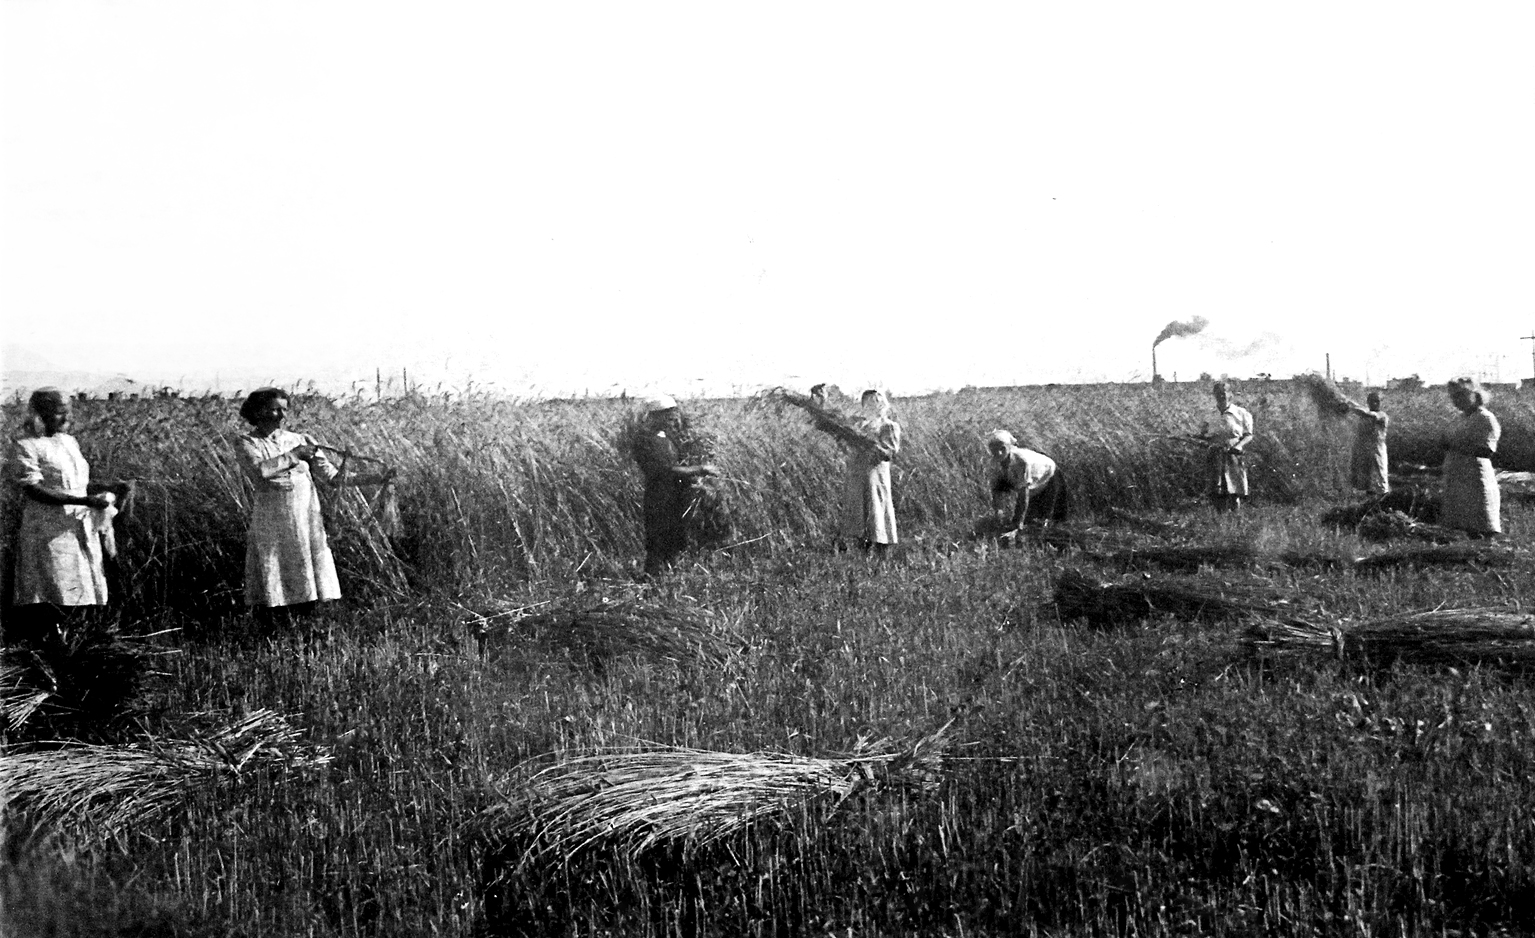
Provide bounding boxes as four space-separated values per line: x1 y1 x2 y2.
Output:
1153 316 1209 347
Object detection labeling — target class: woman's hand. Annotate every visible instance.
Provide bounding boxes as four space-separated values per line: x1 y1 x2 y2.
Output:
85 492 116 511
291 439 318 462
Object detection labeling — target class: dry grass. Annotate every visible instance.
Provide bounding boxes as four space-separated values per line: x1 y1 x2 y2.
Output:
1051 568 1307 628
1249 607 1535 669
1356 510 1464 544
1300 374 1357 418
1322 487 1442 529
466 586 735 667
0 709 331 844
757 387 884 456
484 725 951 868
1353 541 1522 575
0 623 174 739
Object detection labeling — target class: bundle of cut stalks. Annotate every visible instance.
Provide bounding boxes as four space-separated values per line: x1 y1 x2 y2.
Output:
1322 487 1440 529
484 726 950 868
467 588 732 666
757 388 884 456
1249 608 1535 669
0 709 331 843
1356 510 1463 544
1301 374 1356 417
1497 471 1535 503
1353 541 1520 576
0 660 52 733
0 624 175 737
1052 568 1301 627
1097 541 1266 573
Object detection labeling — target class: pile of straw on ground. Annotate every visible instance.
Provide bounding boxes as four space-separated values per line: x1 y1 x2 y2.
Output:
1356 510 1464 544
484 726 950 868
1353 541 1521 575
1249 608 1535 669
1497 471 1535 503
1322 487 1441 530
0 709 330 843
1052 568 1303 627
0 623 175 738
466 587 733 667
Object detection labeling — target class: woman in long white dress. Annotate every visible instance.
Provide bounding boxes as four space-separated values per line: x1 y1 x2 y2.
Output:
840 389 901 552
234 388 343 617
5 388 118 645
1440 378 1501 537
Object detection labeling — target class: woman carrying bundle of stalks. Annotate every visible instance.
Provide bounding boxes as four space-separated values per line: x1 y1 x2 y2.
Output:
235 388 390 629
4 388 128 648
1440 377 1501 537
839 389 901 554
1200 381 1254 513
631 395 719 577
1348 391 1390 495
985 430 1069 540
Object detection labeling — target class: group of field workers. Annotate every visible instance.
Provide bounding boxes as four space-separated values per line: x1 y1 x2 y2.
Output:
1335 377 1502 536
0 375 1508 639
2 386 391 643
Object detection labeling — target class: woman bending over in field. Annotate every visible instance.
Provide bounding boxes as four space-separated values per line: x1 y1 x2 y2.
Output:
4 388 126 647
839 389 901 553
235 388 387 627
1439 377 1501 537
986 430 1069 539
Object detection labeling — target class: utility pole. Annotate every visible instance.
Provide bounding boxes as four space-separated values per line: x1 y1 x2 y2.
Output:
1523 329 1535 384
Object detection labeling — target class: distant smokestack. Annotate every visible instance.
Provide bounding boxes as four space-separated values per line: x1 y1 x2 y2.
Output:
1153 316 1209 348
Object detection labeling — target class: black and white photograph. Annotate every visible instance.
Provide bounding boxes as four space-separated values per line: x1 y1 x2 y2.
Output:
3 3 1535 935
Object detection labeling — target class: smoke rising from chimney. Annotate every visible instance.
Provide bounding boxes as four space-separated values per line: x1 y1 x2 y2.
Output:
1153 316 1209 347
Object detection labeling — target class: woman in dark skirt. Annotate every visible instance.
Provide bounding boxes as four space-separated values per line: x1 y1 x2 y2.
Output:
631 395 717 575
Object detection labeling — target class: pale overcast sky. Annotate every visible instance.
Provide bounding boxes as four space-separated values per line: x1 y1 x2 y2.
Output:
3 3 1533 397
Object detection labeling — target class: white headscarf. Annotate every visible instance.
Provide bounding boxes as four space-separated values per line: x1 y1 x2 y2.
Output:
641 394 678 413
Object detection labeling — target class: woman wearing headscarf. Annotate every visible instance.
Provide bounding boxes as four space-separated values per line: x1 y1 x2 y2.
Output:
986 430 1070 537
631 394 718 575
1348 391 1390 495
1440 377 1501 536
840 389 901 552
235 387 344 617
5 388 120 645
1201 381 1254 513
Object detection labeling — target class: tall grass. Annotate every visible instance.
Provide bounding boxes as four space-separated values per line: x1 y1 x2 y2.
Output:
14 381 1528 610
